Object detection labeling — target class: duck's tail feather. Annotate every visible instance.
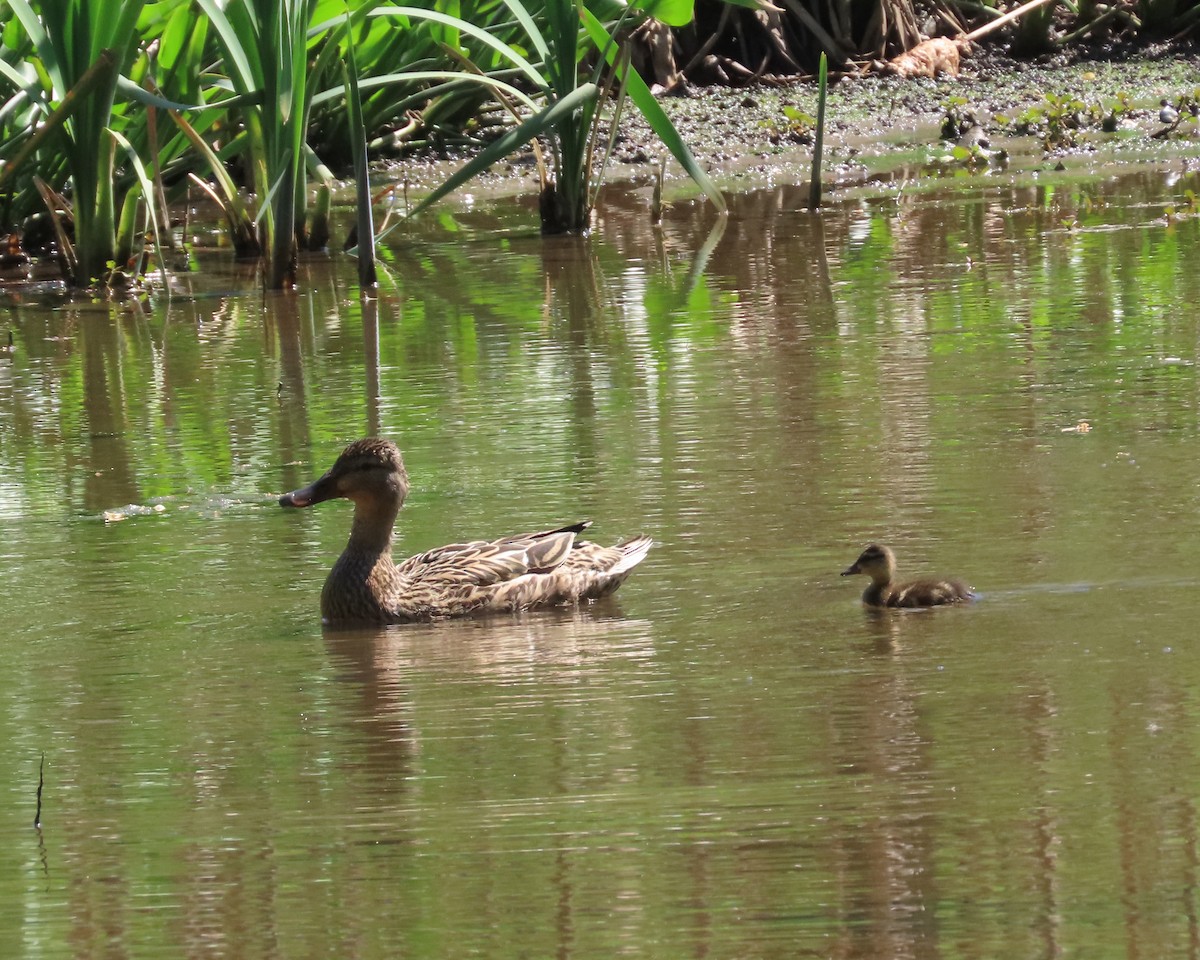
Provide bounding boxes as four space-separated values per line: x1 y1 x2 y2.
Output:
574 534 653 600
607 535 653 576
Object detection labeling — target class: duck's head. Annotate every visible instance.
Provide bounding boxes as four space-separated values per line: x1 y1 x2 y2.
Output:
841 544 896 583
279 438 409 510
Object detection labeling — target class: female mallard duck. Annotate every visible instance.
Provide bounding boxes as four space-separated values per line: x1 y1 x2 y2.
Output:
841 544 973 608
280 438 653 625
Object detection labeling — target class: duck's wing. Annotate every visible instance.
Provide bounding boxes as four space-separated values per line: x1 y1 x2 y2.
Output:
503 520 592 544
392 523 652 616
395 524 583 589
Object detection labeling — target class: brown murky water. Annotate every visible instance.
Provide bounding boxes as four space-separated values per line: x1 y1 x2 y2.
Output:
4 166 1200 957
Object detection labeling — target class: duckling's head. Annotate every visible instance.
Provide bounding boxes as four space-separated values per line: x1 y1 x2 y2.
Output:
841 544 896 584
279 438 409 510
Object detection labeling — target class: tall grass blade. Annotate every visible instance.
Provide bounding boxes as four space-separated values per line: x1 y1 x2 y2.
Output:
109 127 168 285
196 0 323 288
115 184 141 270
343 49 376 289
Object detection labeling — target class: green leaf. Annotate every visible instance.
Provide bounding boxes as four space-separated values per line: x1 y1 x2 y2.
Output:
116 75 238 111
108 126 166 280
495 0 550 62
782 105 814 126
311 70 538 113
343 44 377 287
634 0 697 27
196 0 259 94
363 7 547 91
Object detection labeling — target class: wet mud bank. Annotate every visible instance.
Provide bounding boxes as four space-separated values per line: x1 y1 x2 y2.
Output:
628 44 1200 193
390 43 1200 204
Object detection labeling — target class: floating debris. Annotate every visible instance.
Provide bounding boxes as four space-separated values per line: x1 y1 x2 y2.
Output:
101 503 167 523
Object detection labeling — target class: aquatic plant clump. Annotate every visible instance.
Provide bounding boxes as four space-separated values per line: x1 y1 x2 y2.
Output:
0 0 723 285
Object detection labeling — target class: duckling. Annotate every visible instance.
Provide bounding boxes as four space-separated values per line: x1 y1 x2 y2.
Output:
280 438 653 625
841 544 973 608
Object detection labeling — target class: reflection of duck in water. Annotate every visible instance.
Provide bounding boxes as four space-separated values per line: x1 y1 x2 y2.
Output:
842 544 973 608
280 438 653 626
326 607 657 686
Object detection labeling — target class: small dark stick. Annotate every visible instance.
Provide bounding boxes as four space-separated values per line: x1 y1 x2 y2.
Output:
651 160 664 225
34 752 44 829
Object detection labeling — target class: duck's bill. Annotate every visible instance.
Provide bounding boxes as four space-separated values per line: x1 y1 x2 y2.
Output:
279 475 334 508
840 563 861 577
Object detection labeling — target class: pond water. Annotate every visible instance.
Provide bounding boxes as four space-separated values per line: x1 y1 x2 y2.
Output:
4 164 1200 958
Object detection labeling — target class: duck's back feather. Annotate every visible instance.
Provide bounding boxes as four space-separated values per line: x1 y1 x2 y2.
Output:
875 578 973 608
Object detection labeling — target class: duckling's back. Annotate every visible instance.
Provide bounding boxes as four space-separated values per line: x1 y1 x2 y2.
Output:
878 577 973 608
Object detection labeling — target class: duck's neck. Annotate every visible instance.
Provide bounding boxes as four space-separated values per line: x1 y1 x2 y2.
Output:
346 497 400 557
862 567 894 605
871 568 894 587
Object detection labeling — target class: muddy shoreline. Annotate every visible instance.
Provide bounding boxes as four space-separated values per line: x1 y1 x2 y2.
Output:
389 42 1200 203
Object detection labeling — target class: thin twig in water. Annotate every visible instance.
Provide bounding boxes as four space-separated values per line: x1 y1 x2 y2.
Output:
34 752 44 829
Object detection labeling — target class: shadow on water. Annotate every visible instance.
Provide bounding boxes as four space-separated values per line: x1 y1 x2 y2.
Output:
5 167 1200 956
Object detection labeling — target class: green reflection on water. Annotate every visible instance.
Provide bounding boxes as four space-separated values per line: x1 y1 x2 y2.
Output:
2 168 1200 958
